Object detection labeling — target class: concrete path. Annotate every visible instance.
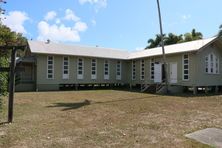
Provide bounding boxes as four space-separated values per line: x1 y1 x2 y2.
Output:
185 128 222 148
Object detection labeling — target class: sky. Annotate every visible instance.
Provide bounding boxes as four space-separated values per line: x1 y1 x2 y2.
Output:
1 0 222 51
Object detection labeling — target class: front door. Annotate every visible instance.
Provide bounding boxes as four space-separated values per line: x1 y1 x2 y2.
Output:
170 63 177 84
154 63 162 83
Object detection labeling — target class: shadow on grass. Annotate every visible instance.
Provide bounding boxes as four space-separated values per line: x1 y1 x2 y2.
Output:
47 99 91 111
47 95 158 111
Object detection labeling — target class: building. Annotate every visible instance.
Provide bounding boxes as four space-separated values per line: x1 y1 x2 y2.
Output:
16 37 222 94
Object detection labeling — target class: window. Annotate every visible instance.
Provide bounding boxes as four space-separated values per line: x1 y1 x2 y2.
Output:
91 59 97 79
205 53 219 74
116 61 121 80
77 58 84 79
140 59 145 80
47 56 54 79
205 56 208 73
104 60 109 80
63 56 69 79
132 60 136 80
150 58 154 80
182 54 189 81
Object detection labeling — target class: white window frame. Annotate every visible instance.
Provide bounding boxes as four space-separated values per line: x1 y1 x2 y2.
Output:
132 60 136 80
62 56 69 79
205 53 219 74
91 59 97 80
47 56 54 79
140 59 145 80
150 58 154 80
104 60 109 80
182 54 189 81
116 60 121 80
77 58 84 79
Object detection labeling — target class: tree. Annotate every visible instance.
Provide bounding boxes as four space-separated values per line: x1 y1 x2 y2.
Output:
184 29 202 42
165 33 183 45
145 34 166 49
0 24 27 112
145 29 203 49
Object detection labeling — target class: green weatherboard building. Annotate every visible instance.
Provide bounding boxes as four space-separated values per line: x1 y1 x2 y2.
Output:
16 37 222 94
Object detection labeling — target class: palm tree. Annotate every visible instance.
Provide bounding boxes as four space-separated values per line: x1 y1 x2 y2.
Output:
165 33 183 45
191 29 203 40
184 29 202 42
145 34 165 49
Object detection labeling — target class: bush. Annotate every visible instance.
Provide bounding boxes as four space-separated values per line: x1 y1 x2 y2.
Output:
0 57 9 112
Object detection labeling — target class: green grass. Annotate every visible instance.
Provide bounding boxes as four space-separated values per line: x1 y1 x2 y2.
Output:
0 90 221 147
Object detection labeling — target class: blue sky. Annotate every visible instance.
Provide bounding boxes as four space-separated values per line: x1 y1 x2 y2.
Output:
1 0 222 51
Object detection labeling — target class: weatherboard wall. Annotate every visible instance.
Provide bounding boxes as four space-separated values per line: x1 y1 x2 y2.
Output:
195 41 222 86
36 54 129 91
128 52 198 87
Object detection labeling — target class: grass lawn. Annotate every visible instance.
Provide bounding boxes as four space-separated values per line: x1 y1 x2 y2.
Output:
0 90 222 148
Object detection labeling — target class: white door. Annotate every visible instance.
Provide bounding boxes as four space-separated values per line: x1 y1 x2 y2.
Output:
170 63 177 84
154 63 162 83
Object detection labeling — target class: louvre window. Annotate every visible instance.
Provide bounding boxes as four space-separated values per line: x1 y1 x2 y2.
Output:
91 59 97 79
116 61 121 80
182 54 189 81
205 53 219 74
140 59 145 80
104 60 109 80
77 58 84 79
63 56 69 79
47 56 54 79
150 59 154 80
132 60 136 80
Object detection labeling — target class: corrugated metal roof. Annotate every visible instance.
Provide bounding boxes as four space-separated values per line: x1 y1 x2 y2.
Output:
128 37 217 59
28 37 217 60
28 41 130 59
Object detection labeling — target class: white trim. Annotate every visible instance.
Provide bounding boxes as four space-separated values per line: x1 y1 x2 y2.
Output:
205 53 220 74
47 55 54 79
182 54 189 81
104 60 109 80
140 59 145 80
116 60 121 80
170 62 177 84
150 58 154 80
62 56 69 79
77 58 84 80
132 60 136 80
91 59 97 80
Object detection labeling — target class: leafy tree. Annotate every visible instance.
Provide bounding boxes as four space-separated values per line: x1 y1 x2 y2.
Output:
0 24 27 111
184 29 202 42
145 34 166 49
145 29 203 49
165 33 183 45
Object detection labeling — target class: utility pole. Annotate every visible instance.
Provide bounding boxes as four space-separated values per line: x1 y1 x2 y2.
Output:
156 0 169 93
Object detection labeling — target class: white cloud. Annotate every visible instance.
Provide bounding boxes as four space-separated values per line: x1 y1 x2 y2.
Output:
37 9 88 43
64 9 80 22
181 14 191 21
37 21 80 42
56 18 61 24
91 19 96 26
135 47 144 51
44 11 57 21
79 0 107 12
2 11 29 34
74 21 88 32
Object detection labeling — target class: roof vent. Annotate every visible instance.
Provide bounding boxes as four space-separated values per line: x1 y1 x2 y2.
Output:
45 39 50 44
